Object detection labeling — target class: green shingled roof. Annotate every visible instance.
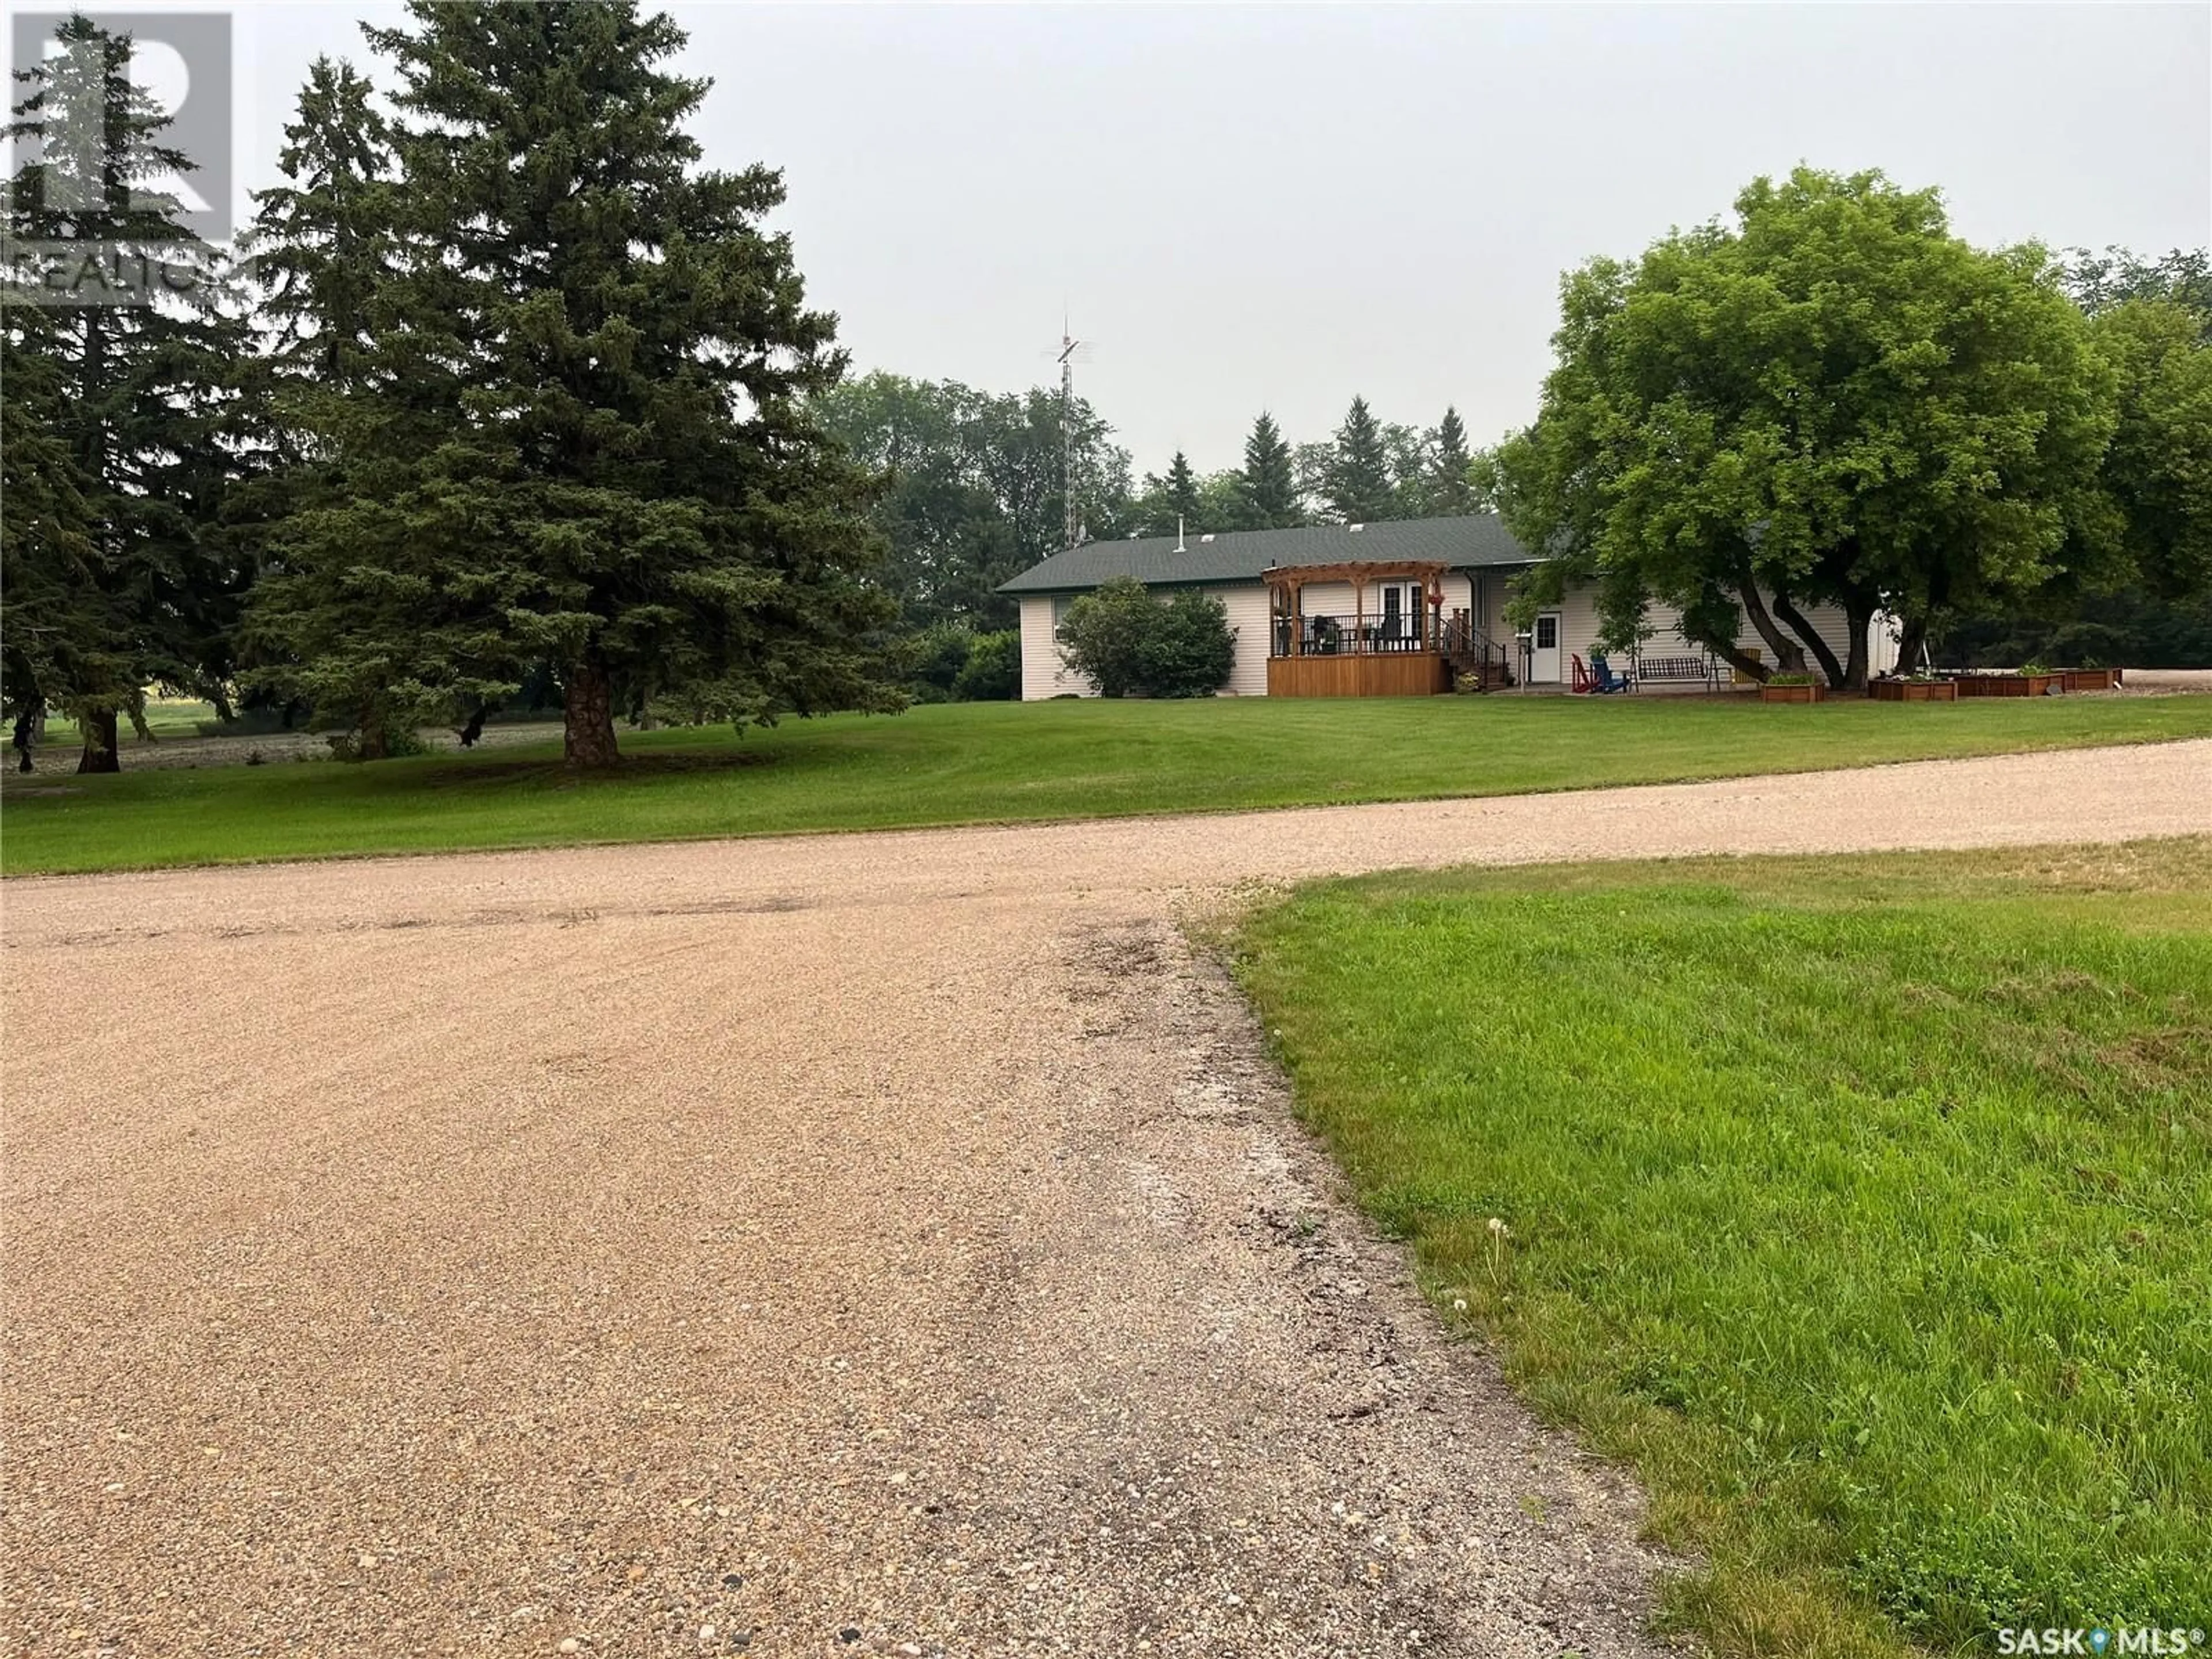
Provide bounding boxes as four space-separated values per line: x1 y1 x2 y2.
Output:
996 513 1537 594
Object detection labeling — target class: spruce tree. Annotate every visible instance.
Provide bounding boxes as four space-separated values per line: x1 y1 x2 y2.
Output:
1236 412 1299 528
1135 448 1204 536
238 56 476 756
1323 396 1395 524
0 321 113 768
245 59 395 388
1161 450 1202 531
253 1 898 767
1 15 253 770
1427 406 1478 516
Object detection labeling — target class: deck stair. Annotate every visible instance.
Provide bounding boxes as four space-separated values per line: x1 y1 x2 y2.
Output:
1442 619 1514 691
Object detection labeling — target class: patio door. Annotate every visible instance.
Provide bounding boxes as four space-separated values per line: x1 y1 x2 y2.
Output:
1529 611 1563 682
1380 584 1404 650
1378 583 1423 650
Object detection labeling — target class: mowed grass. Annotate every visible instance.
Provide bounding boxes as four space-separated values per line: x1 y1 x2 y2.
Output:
5 693 2211 876
1230 839 2212 1658
50 698 224 741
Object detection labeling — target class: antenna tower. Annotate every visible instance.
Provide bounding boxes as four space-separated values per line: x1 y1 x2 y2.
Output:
1056 320 1089 550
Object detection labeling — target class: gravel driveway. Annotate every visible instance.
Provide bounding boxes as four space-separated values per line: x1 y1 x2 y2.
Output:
5 740 2206 1658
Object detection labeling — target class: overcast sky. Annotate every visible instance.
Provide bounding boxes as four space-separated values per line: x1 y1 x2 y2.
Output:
76 2 2212 475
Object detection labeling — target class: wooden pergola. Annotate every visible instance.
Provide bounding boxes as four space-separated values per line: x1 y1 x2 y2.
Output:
1262 558 1461 698
1264 559 1452 657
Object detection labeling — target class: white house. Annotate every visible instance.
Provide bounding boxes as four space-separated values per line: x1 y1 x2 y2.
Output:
999 513 1891 700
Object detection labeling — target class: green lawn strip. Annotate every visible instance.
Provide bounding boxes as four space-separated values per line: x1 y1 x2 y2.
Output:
5 695 2211 876
1228 839 2212 1659
37 700 222 744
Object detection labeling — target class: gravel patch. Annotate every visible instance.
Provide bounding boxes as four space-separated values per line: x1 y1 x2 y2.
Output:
3 740 2206 1657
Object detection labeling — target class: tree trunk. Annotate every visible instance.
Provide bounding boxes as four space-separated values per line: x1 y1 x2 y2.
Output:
76 706 120 774
1894 615 1929 676
1771 591 1848 689
1839 599 1875 693
355 712 391 762
1734 572 1806 673
563 656 620 768
1706 642 1771 684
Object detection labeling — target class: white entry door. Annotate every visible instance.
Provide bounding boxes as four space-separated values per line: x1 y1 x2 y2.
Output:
1530 611 1563 683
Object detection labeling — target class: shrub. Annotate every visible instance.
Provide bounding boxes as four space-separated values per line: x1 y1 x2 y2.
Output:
325 722 431 762
1141 590 1238 698
1056 575 1236 698
1055 577 1155 696
907 622 976 703
950 630 1020 701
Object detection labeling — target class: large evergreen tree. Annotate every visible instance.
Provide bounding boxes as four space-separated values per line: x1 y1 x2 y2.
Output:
1323 395 1395 523
238 55 479 755
1426 406 1479 516
249 1 899 766
1 320 112 765
1 14 253 770
1236 411 1299 528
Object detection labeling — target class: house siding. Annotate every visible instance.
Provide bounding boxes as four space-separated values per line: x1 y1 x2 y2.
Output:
1018 595 1093 700
1542 588 1865 690
1018 570 1876 698
1019 584 1268 700
1217 586 1270 696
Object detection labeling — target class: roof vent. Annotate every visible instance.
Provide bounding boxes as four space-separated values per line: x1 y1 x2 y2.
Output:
1349 522 1365 532
1199 533 1215 543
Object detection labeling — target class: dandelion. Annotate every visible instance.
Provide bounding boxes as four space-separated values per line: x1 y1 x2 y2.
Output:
1486 1217 1512 1287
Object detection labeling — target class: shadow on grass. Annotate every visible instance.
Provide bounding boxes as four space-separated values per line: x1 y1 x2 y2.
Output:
410 747 786 790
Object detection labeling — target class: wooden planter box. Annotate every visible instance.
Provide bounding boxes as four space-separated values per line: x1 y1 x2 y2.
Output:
1953 673 2059 698
2061 668 2117 692
1870 679 1959 702
1760 681 1826 704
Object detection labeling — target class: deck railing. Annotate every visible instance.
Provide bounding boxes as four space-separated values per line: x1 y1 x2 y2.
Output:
1271 612 1434 657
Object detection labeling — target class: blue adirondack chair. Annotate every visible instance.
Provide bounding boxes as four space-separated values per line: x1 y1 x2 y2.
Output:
1590 653 1634 694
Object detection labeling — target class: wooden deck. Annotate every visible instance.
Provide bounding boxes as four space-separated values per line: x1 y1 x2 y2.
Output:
1266 653 1450 698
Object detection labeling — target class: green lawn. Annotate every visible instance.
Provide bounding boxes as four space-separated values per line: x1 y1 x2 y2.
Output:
1229 839 2212 1659
5 694 2210 876
35 698 222 744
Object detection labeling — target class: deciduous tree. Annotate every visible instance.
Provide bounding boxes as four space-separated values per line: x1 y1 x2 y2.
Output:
813 372 1134 628
1497 168 2118 688
2086 299 2212 605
